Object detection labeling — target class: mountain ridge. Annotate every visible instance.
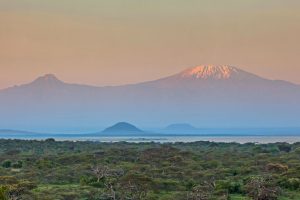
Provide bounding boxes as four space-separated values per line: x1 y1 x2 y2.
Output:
0 65 299 129
1 65 299 91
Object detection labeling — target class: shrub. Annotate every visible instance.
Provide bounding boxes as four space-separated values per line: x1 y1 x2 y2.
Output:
266 163 288 173
216 180 243 194
277 144 292 153
45 138 56 142
294 147 300 154
0 186 8 200
12 161 23 169
279 178 300 190
1 160 12 168
154 179 181 191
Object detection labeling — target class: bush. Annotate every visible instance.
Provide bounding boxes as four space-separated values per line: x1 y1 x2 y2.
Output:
266 163 288 173
45 138 56 142
154 179 181 191
280 178 300 190
1 160 12 168
0 176 18 184
277 144 292 153
294 147 300 154
12 161 23 169
0 186 8 200
216 180 243 194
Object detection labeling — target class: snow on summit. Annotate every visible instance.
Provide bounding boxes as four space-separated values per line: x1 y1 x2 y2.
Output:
180 65 239 80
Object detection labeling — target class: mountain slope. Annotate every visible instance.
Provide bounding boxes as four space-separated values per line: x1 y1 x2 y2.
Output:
0 65 299 130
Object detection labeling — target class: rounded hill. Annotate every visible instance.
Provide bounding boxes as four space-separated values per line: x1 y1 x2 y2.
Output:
102 122 143 134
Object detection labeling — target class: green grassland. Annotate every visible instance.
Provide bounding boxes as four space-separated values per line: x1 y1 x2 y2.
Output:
0 139 300 199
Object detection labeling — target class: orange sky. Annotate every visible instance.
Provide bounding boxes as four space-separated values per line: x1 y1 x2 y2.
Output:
0 0 300 89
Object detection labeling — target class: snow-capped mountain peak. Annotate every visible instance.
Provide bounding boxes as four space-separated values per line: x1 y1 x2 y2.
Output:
0 65 299 129
180 65 239 80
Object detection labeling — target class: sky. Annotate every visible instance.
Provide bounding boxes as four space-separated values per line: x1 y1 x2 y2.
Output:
0 0 300 89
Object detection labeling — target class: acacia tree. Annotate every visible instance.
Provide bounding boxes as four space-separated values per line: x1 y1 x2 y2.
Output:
91 165 110 183
187 180 215 200
91 165 124 200
120 173 154 200
104 169 124 200
245 176 281 200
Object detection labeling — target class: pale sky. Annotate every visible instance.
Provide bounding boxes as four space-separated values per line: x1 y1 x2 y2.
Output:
0 0 300 89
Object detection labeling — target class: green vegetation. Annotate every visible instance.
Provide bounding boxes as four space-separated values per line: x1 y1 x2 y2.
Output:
0 139 300 199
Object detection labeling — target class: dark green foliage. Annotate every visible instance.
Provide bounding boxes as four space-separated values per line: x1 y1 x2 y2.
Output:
0 139 299 199
216 180 243 194
12 160 23 169
1 160 12 168
0 186 8 200
45 138 56 142
279 177 300 190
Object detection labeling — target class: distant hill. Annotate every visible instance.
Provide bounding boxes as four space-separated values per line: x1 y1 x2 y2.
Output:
0 129 49 138
0 129 39 135
101 122 144 135
165 123 197 131
162 123 199 134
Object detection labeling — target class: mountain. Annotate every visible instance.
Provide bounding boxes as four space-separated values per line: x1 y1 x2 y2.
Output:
0 65 299 130
177 65 253 80
101 122 144 134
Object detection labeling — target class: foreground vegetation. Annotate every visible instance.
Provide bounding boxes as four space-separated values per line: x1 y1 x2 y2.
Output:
0 139 300 199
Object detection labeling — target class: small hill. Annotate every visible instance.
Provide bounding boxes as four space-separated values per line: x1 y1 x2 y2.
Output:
161 123 199 134
165 123 197 131
102 122 144 134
